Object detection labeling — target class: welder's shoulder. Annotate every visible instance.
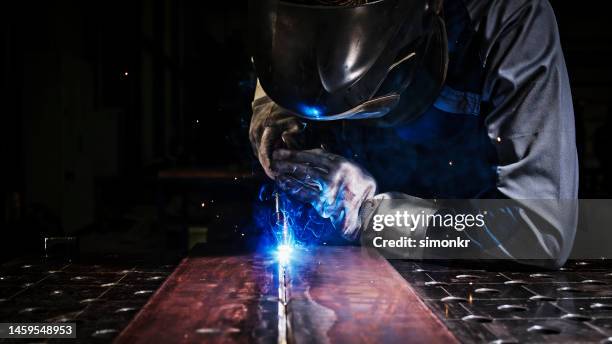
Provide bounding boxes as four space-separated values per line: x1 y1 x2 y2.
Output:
463 0 555 32
462 0 558 61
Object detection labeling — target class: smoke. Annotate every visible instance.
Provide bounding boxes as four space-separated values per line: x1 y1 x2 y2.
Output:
254 182 347 248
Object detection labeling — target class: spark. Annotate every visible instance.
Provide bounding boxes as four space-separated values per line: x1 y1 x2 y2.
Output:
255 184 334 268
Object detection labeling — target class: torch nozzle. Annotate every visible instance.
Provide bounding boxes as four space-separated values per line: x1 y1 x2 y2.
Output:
274 192 283 225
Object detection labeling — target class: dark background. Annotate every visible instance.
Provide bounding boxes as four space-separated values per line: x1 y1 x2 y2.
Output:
1 1 611 262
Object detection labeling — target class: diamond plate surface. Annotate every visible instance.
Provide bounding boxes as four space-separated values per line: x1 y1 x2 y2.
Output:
0 257 174 342
391 260 612 343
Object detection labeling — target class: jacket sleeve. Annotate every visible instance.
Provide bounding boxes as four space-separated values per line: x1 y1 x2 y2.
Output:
361 0 579 268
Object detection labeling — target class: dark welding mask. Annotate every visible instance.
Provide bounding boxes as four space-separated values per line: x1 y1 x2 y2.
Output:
250 0 448 123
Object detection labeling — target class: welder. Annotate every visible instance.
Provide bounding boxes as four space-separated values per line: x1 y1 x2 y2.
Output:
249 0 578 267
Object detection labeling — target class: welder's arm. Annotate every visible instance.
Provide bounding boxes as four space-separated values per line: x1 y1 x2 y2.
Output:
363 0 579 268
250 80 305 179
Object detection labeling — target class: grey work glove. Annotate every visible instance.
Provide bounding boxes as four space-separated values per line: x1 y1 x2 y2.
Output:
272 148 377 241
249 98 305 179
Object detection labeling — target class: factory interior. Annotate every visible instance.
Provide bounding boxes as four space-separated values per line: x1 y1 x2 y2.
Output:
2 0 612 342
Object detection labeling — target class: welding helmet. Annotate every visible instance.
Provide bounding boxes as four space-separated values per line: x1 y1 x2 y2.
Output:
250 0 448 123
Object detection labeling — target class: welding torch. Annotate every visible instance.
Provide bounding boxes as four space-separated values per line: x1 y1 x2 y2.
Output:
271 120 336 254
274 191 290 246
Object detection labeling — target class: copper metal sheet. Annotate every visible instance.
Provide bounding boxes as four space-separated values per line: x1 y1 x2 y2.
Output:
117 247 458 343
286 246 458 343
115 254 278 343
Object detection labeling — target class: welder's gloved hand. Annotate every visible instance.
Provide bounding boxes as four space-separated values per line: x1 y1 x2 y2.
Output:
249 99 306 179
273 149 377 241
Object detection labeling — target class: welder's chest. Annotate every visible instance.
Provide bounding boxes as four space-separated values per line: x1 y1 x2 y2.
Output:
333 104 498 199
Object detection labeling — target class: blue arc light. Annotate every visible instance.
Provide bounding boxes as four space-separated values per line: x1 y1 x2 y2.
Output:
276 244 293 266
299 105 324 119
